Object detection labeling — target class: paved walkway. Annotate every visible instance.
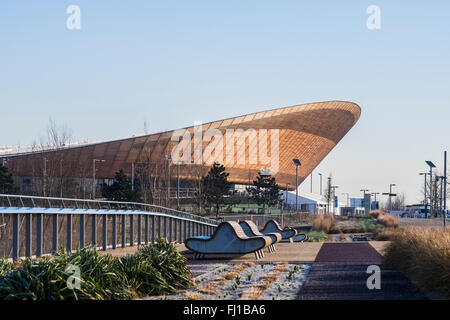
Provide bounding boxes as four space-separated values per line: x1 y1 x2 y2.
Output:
297 243 427 300
180 242 323 263
101 242 323 263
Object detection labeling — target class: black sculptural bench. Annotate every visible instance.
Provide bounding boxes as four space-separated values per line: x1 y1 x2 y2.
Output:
184 221 272 260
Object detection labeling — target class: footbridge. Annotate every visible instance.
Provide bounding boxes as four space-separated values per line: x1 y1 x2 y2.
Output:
0 194 218 260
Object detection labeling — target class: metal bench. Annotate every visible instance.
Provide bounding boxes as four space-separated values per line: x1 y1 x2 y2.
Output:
238 220 281 253
260 219 298 242
184 221 272 260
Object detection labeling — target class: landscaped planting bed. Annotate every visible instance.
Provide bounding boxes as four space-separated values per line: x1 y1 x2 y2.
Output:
146 262 311 300
0 238 193 300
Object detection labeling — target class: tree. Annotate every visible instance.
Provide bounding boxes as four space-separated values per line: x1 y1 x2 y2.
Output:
0 163 16 194
247 171 282 212
201 162 232 219
102 170 140 202
384 193 406 211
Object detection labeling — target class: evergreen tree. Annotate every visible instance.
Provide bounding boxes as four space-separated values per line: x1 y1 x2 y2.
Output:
201 162 232 219
247 171 282 212
0 163 16 194
102 169 140 202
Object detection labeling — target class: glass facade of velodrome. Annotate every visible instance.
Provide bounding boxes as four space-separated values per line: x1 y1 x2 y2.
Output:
2 101 360 192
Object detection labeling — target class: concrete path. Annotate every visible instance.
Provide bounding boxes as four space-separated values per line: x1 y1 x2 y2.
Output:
297 243 427 300
180 242 323 263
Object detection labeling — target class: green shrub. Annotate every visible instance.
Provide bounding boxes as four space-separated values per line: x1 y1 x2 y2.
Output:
54 247 131 300
0 247 131 300
305 231 328 242
0 240 193 300
138 238 193 290
120 253 175 296
0 258 12 276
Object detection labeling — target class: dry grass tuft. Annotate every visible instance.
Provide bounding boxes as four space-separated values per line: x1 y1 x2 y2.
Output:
312 214 334 233
239 263 288 300
373 227 399 241
383 227 450 299
197 286 218 295
377 214 399 228
370 209 387 219
184 292 202 300
224 262 254 280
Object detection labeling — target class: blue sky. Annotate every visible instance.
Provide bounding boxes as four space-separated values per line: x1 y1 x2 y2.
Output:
1 1 449 203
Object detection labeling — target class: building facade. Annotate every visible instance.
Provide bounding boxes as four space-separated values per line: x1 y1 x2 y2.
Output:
1 101 361 196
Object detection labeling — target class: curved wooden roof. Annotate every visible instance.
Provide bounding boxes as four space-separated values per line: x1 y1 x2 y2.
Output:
6 101 360 190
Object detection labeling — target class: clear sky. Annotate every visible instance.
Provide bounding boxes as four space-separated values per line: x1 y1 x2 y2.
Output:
1 1 449 204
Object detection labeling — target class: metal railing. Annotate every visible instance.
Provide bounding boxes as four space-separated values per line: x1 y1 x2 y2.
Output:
168 187 198 199
0 194 218 260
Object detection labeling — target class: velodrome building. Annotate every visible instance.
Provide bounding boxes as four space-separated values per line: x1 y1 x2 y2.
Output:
1 101 360 194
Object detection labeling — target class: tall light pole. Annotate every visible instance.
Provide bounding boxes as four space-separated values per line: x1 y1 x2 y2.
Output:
285 183 290 210
419 172 429 215
43 157 48 197
165 155 172 206
131 162 135 191
360 189 369 207
341 192 350 207
444 151 447 227
92 159 105 199
387 184 396 211
292 159 301 211
426 161 436 218
310 170 313 193
330 185 339 215
176 161 180 210
371 192 380 209
437 176 444 220
59 159 63 198
318 173 323 195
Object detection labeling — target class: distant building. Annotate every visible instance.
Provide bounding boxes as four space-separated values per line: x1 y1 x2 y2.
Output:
282 191 347 215
350 198 363 207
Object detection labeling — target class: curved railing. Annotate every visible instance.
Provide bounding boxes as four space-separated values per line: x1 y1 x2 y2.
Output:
0 194 218 260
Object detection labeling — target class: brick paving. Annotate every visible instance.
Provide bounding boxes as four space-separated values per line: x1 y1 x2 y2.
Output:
297 243 427 300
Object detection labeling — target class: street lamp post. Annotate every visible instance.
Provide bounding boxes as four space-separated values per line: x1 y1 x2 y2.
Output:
360 189 369 211
292 159 301 211
437 176 444 220
371 192 380 210
389 184 396 211
318 173 322 195
92 159 105 199
330 185 339 215
419 172 429 215
382 184 396 212
285 183 290 210
177 161 180 210
341 193 350 207
131 162 135 191
43 158 48 197
444 151 447 227
310 170 313 193
165 155 172 206
426 161 436 218
59 159 63 198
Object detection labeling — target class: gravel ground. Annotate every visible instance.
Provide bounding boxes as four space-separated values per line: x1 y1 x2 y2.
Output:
145 262 312 300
